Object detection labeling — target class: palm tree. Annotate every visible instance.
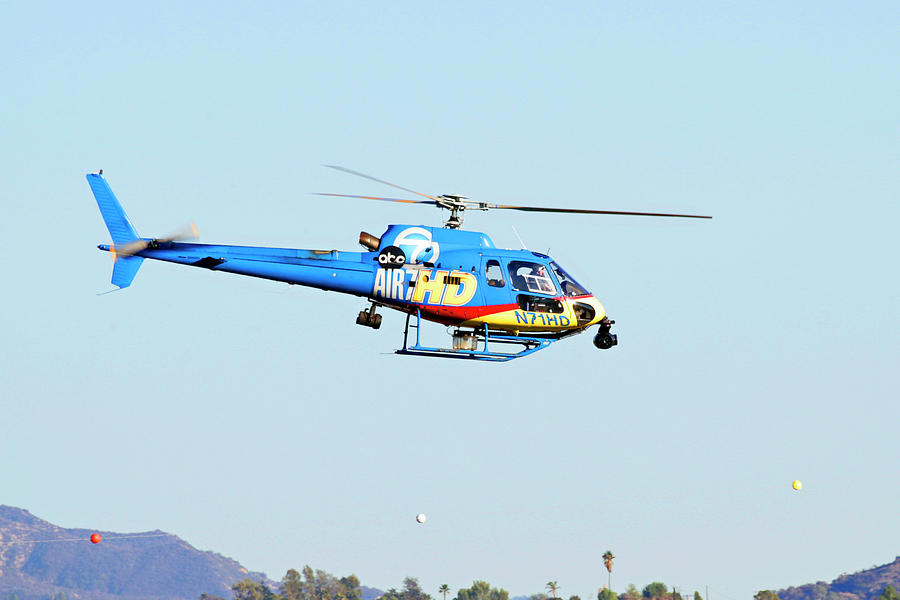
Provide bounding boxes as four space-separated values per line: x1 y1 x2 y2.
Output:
547 582 560 599
602 551 615 592
440 585 451 600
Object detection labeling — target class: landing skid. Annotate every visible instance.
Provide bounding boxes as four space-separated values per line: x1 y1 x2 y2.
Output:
396 310 556 362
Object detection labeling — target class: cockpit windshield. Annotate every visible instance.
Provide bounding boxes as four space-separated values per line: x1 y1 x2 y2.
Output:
550 261 589 297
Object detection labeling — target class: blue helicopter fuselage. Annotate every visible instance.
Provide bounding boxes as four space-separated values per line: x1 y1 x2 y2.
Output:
90 172 616 360
98 222 607 334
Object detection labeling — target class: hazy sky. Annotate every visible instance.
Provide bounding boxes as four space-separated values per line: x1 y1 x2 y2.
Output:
1 2 897 600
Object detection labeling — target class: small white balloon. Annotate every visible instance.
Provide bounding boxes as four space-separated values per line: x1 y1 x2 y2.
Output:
416 513 426 524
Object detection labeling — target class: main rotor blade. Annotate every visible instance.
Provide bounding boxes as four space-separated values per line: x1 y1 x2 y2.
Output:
324 165 443 202
316 192 438 206
486 203 712 219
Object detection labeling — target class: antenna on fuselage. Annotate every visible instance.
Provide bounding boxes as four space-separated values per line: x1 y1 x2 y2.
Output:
511 225 528 249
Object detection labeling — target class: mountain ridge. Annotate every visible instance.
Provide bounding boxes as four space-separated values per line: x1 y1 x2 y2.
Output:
2 505 896 600
0 505 267 600
777 557 900 600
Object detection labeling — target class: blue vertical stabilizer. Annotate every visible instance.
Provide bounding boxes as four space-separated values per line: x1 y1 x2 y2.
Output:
87 173 140 245
88 172 145 288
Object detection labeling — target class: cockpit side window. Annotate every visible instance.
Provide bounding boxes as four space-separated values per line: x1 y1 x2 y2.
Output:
550 261 589 297
485 259 505 287
508 260 557 295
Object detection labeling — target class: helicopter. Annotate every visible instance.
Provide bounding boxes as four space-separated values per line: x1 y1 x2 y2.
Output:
89 167 710 361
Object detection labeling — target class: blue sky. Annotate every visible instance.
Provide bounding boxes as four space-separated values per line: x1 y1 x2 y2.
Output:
1 2 897 600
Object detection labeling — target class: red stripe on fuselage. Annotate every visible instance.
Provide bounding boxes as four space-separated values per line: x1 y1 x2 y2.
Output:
392 302 519 325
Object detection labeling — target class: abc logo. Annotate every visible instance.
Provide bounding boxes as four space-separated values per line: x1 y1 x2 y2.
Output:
378 246 406 268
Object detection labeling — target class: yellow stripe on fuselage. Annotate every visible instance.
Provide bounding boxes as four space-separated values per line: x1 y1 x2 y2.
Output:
461 297 606 332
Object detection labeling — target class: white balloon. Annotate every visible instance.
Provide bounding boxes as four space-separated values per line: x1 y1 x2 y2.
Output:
416 513 426 523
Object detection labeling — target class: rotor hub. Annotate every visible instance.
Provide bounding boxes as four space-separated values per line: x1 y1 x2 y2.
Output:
437 195 474 229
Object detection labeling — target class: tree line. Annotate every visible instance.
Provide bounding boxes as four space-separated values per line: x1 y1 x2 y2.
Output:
200 569 508 600
755 586 900 600
198 567 900 600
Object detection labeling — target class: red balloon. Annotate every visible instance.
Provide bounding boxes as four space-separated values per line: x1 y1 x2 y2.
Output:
90 533 101 544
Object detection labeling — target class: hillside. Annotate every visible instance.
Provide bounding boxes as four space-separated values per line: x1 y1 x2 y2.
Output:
777 557 900 600
0 505 268 600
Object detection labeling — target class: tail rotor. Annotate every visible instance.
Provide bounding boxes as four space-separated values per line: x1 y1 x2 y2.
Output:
109 222 198 258
88 171 198 289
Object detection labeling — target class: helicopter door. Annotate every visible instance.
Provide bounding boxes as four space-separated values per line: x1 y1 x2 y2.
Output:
506 260 565 315
480 257 511 308
507 260 557 295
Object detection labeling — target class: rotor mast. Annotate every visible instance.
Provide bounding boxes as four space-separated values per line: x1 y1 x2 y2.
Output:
436 194 485 229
